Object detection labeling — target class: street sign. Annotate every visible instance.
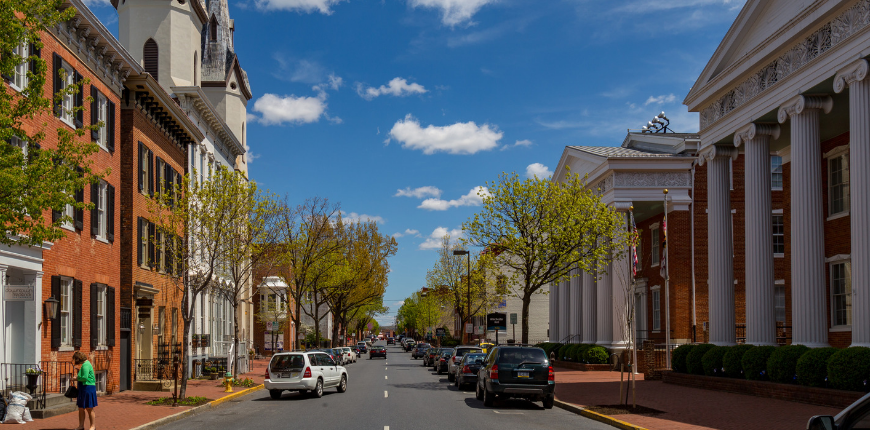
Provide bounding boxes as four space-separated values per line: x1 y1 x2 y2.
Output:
435 328 446 337
510 313 517 325
4 285 33 301
476 325 484 335
465 323 473 334
487 313 507 331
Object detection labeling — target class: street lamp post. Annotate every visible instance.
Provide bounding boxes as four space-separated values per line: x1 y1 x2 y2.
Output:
453 249 471 344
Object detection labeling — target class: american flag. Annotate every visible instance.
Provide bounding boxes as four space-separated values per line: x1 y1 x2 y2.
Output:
630 210 638 277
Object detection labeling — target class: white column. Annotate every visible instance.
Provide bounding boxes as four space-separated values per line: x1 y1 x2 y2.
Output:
570 268 582 340
778 94 833 348
582 270 596 343
699 145 738 346
835 60 870 347
549 282 557 342
735 123 780 346
597 261 613 346
28 271 43 364
560 280 569 342
611 210 631 350
0 264 6 363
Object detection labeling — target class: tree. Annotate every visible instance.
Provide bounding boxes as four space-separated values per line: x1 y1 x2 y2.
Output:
463 171 629 344
2 0 106 247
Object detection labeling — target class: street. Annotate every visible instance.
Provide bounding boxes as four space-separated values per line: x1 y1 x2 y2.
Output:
159 341 613 430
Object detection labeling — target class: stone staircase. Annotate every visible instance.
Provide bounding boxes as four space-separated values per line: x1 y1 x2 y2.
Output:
27 393 78 419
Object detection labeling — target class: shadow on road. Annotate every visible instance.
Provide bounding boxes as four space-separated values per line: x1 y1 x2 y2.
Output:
462 397 545 411
252 391 336 401
389 381 445 391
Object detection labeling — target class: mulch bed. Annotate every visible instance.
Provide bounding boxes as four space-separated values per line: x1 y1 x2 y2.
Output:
585 404 664 416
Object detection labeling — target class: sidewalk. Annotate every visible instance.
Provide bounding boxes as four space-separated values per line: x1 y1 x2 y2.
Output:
553 367 841 430
14 359 269 430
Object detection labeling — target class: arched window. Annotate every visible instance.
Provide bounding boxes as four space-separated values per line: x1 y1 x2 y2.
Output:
194 51 198 86
143 39 158 81
209 15 218 41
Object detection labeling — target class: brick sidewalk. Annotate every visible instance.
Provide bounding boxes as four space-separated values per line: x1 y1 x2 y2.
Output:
14 359 269 430
553 366 842 430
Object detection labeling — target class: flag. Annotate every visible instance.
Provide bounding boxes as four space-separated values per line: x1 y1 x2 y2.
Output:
630 210 638 277
660 208 668 279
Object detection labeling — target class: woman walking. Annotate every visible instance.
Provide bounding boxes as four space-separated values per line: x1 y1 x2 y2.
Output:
72 351 97 430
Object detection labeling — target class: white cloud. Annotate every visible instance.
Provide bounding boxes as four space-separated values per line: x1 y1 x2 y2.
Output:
419 227 464 250
395 186 442 199
501 139 533 151
526 163 552 179
251 93 327 125
314 73 343 92
644 94 677 105
358 78 427 100
343 212 385 224
254 0 345 13
388 114 502 155
418 186 489 211
409 0 496 26
246 152 261 164
392 229 421 238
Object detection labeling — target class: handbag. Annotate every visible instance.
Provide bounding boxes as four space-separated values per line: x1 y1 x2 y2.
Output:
63 385 78 399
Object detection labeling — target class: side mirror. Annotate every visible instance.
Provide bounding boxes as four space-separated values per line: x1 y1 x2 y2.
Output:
806 415 836 430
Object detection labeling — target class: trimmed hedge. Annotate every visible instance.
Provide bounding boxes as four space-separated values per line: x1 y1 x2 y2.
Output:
565 344 581 361
584 346 609 364
672 344 695 373
701 346 729 377
686 344 715 375
575 344 592 362
796 347 838 388
767 345 810 384
827 347 870 392
722 345 754 378
742 345 776 381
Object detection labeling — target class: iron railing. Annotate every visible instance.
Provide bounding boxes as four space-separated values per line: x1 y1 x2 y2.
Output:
134 359 171 381
735 324 793 345
0 363 40 398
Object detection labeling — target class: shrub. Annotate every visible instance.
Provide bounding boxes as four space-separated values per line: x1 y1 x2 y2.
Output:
796 347 838 388
701 346 729 377
827 347 870 392
672 344 695 373
575 344 592 362
562 344 577 361
558 344 573 360
767 345 810 384
742 345 776 381
722 345 754 378
686 344 715 375
584 346 609 364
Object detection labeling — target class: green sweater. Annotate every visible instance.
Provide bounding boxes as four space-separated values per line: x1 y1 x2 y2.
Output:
77 360 96 386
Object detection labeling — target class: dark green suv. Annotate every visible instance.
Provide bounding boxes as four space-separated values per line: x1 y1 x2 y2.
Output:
475 346 554 409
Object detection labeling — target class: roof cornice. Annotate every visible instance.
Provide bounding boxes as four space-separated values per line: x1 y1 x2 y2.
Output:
171 86 245 157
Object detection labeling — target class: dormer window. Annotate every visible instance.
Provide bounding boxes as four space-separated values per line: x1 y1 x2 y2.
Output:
144 39 158 81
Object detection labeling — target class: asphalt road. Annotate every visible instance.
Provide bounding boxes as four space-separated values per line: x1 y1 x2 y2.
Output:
159 341 613 430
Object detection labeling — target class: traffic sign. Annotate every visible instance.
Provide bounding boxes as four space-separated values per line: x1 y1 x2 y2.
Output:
465 323 473 334
510 313 517 325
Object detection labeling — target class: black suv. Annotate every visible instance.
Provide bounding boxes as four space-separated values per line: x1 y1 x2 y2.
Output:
475 346 554 409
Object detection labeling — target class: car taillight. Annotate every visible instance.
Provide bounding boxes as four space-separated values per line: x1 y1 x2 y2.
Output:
490 364 499 380
303 367 312 378
453 357 459 363
265 367 270 379
440 358 445 362
548 365 555 381
462 365 470 374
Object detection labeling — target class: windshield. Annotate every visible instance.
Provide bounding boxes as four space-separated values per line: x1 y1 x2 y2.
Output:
270 354 305 371
440 350 454 357
464 353 487 364
456 348 483 357
498 348 547 365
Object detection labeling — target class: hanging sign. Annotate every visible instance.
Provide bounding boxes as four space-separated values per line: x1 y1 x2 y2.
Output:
4 285 33 301
487 313 507 331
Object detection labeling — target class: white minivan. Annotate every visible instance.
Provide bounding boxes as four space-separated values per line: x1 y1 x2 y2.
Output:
265 351 348 399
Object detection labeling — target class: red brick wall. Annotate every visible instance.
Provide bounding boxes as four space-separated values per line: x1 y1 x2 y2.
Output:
820 132 852 348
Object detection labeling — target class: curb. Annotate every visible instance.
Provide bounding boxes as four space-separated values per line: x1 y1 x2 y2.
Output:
129 384 265 430
554 400 648 430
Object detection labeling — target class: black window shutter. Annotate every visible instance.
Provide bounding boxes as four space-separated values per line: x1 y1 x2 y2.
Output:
155 229 162 271
52 208 61 223
107 287 116 347
155 156 163 195
137 217 144 266
167 166 175 207
52 53 61 116
90 182 99 237
148 149 154 196
51 276 61 349
107 184 115 242
164 231 171 273
107 101 115 153
90 86 98 141
148 222 156 268
138 142 144 192
90 283 98 348
175 235 183 275
28 41 40 79
74 167 84 230
73 70 83 128
73 279 82 348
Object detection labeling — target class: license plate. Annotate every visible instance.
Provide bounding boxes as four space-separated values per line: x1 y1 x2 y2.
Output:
282 372 299 378
518 371 530 378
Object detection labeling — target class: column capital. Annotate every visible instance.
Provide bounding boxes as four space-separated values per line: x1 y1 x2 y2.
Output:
778 95 833 123
734 123 780 147
697 145 738 166
834 59 870 94
611 201 633 212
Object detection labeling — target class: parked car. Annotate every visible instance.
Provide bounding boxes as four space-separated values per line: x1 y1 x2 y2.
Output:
475 346 554 409
447 346 484 382
265 351 348 400
330 348 347 365
387 337 395 345
412 343 430 359
369 345 387 359
404 340 417 352
454 353 487 389
807 391 870 430
423 347 440 367
341 347 356 363
434 348 455 374
352 346 362 357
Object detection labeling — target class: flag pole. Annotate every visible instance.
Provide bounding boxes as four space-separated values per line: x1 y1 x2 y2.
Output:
629 207 638 375
663 189 671 369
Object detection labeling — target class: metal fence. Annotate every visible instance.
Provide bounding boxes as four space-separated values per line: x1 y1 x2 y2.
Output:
134 359 168 381
735 324 793 345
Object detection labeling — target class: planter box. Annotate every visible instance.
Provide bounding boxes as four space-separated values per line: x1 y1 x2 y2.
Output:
554 362 612 371
662 371 864 409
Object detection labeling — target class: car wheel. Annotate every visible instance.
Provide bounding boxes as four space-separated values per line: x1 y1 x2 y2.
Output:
454 376 459 388
311 379 323 398
269 389 282 400
437 367 443 375
475 382 484 400
448 372 455 382
483 386 495 407
543 396 554 409
337 375 347 393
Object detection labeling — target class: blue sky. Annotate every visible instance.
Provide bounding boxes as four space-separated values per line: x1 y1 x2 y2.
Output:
87 0 745 325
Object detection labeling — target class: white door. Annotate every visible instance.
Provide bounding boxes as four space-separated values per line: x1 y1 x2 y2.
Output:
320 354 339 386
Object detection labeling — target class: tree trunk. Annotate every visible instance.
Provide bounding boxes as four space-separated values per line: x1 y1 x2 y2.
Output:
521 293 532 344
293 297 302 350
179 284 192 399
313 291 321 347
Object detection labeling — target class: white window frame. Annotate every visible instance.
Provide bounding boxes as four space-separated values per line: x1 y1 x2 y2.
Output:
95 371 107 393
96 285 106 347
60 278 73 347
96 180 107 241
771 154 783 191
829 259 852 329
11 42 29 92
826 148 850 220
651 287 661 332
10 136 28 162
62 203 75 231
60 62 75 128
772 213 785 257
96 93 108 150
774 280 786 324
140 145 150 197
650 225 660 267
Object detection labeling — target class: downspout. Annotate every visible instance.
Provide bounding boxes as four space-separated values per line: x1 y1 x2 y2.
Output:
690 161 697 343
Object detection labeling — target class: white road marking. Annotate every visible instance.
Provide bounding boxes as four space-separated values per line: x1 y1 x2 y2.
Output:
385 367 388 370
385 427 389 430
385 375 388 380
384 390 389 398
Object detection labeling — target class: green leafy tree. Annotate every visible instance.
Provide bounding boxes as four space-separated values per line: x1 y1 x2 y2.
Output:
464 171 629 343
2 0 107 247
